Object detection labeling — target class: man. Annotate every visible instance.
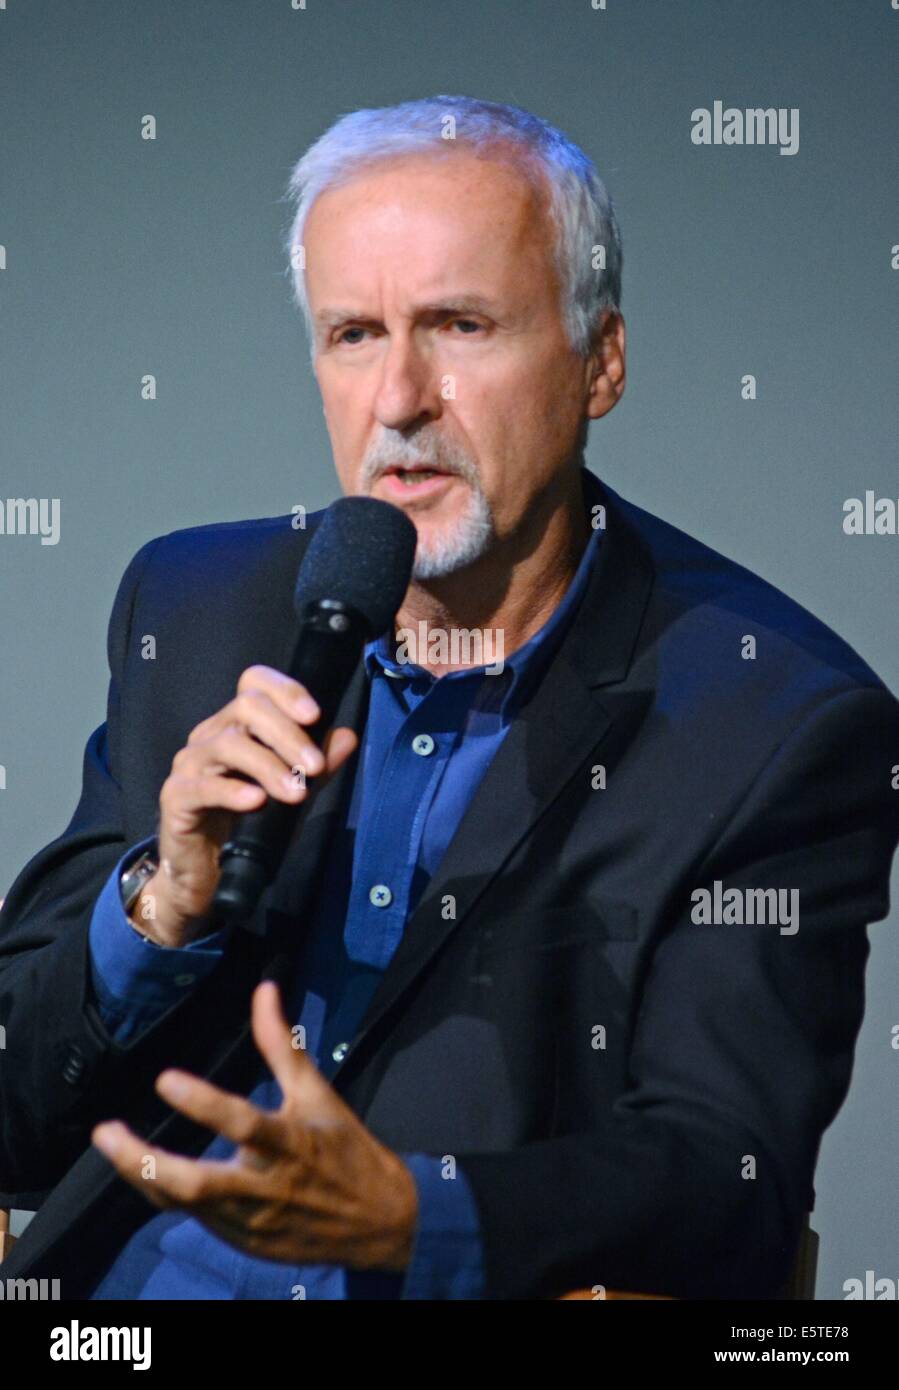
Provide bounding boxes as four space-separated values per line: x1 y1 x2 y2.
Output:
1 95 897 1300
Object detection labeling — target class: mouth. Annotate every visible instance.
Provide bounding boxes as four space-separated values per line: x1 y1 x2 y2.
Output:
378 465 458 499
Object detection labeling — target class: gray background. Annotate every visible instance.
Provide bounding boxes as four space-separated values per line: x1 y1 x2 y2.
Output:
1 0 896 1297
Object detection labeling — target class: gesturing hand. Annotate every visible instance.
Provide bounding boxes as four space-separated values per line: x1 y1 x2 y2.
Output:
91 981 419 1271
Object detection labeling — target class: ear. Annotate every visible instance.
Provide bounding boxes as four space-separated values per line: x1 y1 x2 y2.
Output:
585 310 626 421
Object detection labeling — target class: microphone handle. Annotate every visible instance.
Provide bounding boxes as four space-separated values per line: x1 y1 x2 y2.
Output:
212 599 370 927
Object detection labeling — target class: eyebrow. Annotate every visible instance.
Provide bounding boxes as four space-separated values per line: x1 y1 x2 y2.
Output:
314 294 500 328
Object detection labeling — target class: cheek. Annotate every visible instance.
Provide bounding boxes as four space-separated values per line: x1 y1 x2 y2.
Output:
318 370 347 420
520 361 585 453
450 352 531 436
450 364 561 490
319 376 366 457
458 371 555 462
464 345 568 426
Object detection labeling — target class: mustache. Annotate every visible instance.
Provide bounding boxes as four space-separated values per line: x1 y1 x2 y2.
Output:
361 435 479 484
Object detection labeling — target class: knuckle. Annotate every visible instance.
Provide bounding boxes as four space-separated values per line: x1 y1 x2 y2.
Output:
159 776 179 807
234 690 264 721
232 1108 265 1146
246 1203 277 1234
238 665 268 691
180 1171 206 1204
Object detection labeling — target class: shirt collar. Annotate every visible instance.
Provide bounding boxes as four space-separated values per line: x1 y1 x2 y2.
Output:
364 515 603 719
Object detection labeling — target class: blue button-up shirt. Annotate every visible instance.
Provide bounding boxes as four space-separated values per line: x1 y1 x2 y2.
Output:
86 515 602 1299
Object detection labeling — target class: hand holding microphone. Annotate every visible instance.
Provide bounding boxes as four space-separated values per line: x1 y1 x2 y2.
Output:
130 667 358 946
130 497 417 943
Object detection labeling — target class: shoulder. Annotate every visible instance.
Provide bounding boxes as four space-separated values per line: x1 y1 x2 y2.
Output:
603 481 893 708
103 508 332 677
112 506 330 608
126 507 323 574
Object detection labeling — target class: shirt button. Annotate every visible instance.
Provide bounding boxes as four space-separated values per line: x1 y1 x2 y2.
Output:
369 884 393 908
411 733 435 756
332 1041 350 1063
174 973 196 987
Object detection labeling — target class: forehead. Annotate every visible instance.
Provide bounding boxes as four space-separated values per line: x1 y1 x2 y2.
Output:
302 149 558 305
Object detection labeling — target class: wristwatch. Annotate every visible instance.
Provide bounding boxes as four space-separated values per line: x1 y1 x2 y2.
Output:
120 848 159 919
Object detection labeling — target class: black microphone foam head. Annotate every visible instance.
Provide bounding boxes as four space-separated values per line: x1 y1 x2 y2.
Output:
293 495 418 637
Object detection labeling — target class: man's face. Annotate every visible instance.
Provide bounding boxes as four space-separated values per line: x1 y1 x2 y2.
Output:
303 149 614 580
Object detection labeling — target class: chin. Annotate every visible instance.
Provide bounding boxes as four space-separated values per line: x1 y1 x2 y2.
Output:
412 526 494 582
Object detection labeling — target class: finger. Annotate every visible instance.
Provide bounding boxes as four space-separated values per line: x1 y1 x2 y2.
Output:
174 727 312 806
320 726 359 778
161 770 270 822
175 722 356 813
250 981 341 1109
154 1069 286 1155
91 1121 264 1210
188 690 326 778
236 665 320 724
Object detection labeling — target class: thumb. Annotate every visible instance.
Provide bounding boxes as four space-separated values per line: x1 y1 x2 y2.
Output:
251 981 343 1112
320 725 358 778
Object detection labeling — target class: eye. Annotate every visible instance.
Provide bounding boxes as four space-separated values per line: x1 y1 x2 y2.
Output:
334 326 369 346
450 318 483 334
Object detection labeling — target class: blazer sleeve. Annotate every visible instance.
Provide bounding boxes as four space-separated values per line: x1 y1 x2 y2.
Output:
455 685 899 1299
0 536 182 1192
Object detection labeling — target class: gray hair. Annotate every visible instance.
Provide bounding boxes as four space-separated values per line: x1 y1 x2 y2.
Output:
282 95 622 360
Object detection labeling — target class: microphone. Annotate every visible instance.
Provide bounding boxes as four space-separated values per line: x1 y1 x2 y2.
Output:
212 495 417 927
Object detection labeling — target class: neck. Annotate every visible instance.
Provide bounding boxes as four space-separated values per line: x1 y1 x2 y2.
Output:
392 470 593 676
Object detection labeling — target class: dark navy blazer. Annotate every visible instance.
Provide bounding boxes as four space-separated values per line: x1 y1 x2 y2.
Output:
1 469 897 1299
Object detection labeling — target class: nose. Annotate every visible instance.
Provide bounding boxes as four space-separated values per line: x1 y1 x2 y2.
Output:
373 332 443 433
